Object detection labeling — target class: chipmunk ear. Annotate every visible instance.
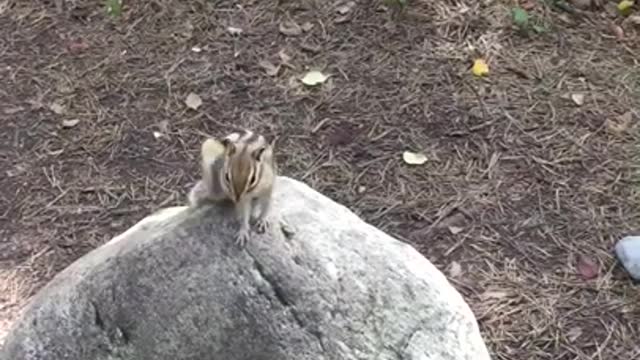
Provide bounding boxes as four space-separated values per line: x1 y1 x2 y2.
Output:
252 146 266 161
222 138 236 156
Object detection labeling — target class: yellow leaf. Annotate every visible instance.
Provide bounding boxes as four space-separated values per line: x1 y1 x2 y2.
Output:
472 58 489 77
301 70 328 86
402 151 428 165
618 0 634 16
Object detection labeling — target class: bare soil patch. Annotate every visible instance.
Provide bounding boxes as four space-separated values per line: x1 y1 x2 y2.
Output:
1 0 639 358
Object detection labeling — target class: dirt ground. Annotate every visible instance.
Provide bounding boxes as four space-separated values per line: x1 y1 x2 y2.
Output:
1 0 639 358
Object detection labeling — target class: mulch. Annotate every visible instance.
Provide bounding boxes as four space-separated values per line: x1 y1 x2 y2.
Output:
1 0 639 358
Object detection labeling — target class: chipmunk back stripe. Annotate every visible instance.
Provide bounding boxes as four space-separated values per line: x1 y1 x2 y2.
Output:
244 131 260 145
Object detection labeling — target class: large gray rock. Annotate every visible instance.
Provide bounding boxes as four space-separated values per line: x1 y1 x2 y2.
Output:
1 176 492 360
615 236 640 281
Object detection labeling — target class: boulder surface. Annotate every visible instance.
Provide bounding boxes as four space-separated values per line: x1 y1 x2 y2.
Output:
1 176 492 360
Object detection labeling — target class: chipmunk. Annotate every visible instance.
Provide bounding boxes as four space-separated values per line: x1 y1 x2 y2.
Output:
188 129 277 246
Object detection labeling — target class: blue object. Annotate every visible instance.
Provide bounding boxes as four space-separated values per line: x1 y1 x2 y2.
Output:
615 236 640 281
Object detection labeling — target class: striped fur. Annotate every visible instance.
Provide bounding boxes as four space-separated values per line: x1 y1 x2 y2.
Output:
220 129 274 203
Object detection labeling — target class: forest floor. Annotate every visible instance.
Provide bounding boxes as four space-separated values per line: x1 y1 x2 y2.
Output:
1 0 639 358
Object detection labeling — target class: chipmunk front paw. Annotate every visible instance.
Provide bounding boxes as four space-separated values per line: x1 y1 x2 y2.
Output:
234 228 251 247
255 218 270 234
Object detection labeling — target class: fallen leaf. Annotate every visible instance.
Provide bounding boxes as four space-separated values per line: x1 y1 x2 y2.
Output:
67 39 89 53
185 92 203 110
301 70 328 86
153 131 166 139
300 43 321 54
49 102 65 115
301 22 314 32
627 15 640 25
448 226 464 235
606 111 633 133
448 261 462 278
576 254 599 280
571 93 585 106
566 327 583 342
191 46 202 53
227 26 243 35
4 107 24 115
336 1 356 14
357 185 366 194
471 58 489 77
402 151 428 165
62 119 80 128
279 21 302 36
335 15 350 24
156 120 170 135
278 50 292 64
259 60 280 76
617 0 634 16
611 24 625 40
520 0 536 10
480 290 509 300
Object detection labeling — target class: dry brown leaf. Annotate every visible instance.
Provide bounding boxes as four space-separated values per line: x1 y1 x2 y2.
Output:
611 24 624 40
335 15 350 24
606 111 633 133
336 1 355 14
628 15 640 26
49 102 65 115
278 50 292 64
62 119 80 128
227 26 243 35
520 0 536 10
402 151 427 165
185 92 203 110
301 70 328 86
448 226 464 235
566 327 583 342
259 60 280 76
448 261 462 278
279 21 302 36
480 290 509 300
576 254 599 280
571 93 585 106
4 107 24 115
301 22 314 32
67 38 90 53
